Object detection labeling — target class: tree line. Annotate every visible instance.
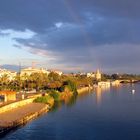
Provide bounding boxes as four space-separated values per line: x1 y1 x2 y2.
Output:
0 72 94 92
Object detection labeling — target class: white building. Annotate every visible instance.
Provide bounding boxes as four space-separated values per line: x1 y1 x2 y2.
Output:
0 69 17 81
20 67 50 77
111 80 120 86
87 69 101 80
98 81 110 87
87 72 95 78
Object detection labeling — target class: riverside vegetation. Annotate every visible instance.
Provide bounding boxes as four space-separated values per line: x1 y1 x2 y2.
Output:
0 71 139 136
0 72 92 135
0 71 139 91
1 71 139 106
0 71 94 106
0 71 139 100
33 80 79 106
0 72 93 91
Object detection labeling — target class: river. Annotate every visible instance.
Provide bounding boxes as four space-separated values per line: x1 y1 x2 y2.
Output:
2 84 140 140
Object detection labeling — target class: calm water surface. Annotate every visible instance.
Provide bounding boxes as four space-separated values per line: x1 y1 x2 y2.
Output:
2 84 140 140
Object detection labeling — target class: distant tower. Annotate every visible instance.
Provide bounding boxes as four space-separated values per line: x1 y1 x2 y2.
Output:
95 69 101 80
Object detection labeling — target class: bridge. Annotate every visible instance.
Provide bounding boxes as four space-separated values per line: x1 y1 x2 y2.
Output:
118 79 140 83
111 79 140 86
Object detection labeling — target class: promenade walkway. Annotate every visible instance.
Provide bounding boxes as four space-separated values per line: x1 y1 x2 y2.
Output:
0 103 47 128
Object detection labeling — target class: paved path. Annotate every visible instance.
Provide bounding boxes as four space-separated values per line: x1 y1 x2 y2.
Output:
0 103 46 127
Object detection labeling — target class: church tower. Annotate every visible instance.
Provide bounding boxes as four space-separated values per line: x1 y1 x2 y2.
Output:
95 69 101 80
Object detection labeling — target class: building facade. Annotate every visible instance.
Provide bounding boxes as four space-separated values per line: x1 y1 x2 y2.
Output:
0 69 17 81
20 67 50 77
87 69 101 80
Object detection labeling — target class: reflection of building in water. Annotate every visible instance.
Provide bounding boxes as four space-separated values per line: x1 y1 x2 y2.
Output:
95 87 102 105
95 86 111 105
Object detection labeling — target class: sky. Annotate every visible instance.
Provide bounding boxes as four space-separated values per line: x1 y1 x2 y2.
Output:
0 0 140 73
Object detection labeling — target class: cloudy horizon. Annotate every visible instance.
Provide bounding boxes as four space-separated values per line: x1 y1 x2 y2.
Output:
0 0 140 74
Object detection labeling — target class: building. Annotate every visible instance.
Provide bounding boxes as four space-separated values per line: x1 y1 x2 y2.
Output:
95 69 101 80
20 67 50 77
0 69 17 81
87 72 95 78
111 80 120 86
98 81 110 87
87 69 101 80
0 90 16 102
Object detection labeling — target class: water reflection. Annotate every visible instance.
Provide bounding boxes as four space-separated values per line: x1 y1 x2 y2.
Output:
95 86 111 105
77 90 91 100
66 95 77 107
51 95 77 112
50 101 63 112
2 84 140 140
95 87 102 105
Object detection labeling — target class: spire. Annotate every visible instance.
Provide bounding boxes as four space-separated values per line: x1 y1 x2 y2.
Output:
96 69 101 80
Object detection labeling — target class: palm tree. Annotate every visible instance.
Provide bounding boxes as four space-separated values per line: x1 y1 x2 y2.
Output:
0 74 10 90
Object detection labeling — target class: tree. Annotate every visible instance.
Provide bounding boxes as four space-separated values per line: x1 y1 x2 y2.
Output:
29 73 48 91
111 74 119 80
0 74 10 90
48 72 61 81
61 80 78 96
47 81 62 89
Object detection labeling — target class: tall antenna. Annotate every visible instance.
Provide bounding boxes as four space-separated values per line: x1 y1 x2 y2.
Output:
19 62 21 74
32 62 37 69
18 62 21 93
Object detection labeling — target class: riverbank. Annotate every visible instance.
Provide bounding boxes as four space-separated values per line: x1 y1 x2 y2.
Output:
77 86 93 94
0 95 40 114
0 93 51 136
0 103 49 135
0 86 92 136
2 84 140 140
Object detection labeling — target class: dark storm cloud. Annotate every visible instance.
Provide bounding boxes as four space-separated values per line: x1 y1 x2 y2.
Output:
68 0 140 18
0 0 140 73
0 0 140 31
0 0 78 32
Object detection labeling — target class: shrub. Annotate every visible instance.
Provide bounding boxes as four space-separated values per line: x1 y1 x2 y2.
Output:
49 90 61 101
34 95 54 106
62 80 78 96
